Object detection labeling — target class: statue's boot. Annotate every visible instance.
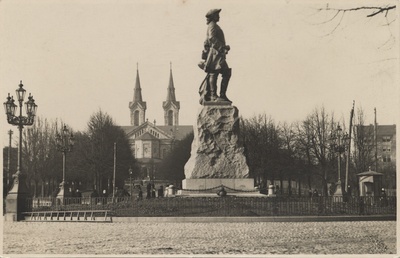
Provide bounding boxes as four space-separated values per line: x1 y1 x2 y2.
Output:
209 73 219 101
220 68 232 102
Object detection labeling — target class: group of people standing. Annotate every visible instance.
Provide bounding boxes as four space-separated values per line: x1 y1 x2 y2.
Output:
136 183 167 200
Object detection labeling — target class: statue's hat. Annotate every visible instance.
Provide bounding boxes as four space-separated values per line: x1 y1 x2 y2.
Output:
205 9 221 18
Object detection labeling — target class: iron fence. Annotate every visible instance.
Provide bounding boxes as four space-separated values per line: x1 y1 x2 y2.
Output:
25 196 396 217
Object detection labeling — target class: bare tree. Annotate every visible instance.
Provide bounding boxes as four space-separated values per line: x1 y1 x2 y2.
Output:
85 109 135 193
22 117 61 197
280 122 303 195
240 114 282 188
296 106 338 196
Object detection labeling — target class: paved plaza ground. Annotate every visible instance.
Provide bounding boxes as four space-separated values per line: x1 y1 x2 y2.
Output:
2 220 396 256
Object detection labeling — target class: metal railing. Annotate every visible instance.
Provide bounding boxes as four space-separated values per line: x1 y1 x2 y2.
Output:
386 189 396 196
23 210 112 222
25 196 396 217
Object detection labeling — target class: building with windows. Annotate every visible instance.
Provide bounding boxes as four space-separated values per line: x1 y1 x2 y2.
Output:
375 125 396 190
121 66 193 180
356 124 396 190
356 124 396 165
372 124 396 168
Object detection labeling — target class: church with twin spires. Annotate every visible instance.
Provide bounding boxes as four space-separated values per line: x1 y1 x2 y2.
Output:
121 65 193 180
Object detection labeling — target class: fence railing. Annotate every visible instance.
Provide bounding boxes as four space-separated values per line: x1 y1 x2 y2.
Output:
24 195 396 217
386 189 396 196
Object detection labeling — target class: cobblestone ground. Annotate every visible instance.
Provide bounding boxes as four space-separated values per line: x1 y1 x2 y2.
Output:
3 221 396 255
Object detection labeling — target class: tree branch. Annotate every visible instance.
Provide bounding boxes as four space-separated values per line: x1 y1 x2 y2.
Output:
319 5 396 18
367 5 396 17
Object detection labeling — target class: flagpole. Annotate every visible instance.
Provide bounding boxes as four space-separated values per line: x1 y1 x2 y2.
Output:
345 100 355 193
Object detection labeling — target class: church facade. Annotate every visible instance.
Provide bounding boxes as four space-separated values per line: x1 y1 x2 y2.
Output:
121 66 193 180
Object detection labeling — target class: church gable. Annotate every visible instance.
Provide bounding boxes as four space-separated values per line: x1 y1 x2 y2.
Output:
127 122 173 140
137 131 158 140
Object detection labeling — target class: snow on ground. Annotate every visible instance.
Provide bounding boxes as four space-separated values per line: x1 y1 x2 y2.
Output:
2 220 396 255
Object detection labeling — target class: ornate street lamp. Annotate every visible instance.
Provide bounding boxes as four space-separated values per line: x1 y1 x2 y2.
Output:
3 81 37 221
330 125 350 197
56 125 74 202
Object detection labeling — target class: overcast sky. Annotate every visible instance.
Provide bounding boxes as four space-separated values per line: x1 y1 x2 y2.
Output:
1 0 398 145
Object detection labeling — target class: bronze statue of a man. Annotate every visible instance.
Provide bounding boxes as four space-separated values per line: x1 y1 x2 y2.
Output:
198 9 232 103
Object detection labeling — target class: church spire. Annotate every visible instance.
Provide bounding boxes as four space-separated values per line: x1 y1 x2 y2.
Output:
133 63 143 103
166 62 177 102
163 62 180 126
129 63 147 126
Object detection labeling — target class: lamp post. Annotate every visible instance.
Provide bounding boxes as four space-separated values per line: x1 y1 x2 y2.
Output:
330 125 350 197
56 125 74 202
7 129 13 191
113 142 116 199
3 81 37 221
129 167 133 197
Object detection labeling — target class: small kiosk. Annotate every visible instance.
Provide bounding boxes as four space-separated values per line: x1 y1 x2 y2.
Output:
357 169 384 197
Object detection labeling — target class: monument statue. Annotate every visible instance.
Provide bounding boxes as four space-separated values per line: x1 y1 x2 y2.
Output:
198 9 232 104
184 9 252 195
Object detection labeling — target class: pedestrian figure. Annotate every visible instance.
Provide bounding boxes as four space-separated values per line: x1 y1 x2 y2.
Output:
75 189 82 204
381 188 387 198
136 185 143 199
312 189 319 197
347 185 352 196
138 189 143 200
164 185 169 197
275 185 280 194
146 182 151 199
76 189 82 198
70 188 75 198
380 188 387 207
102 189 107 204
158 185 164 197
151 186 156 198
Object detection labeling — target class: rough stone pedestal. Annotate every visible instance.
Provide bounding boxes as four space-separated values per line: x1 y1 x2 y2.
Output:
183 105 253 194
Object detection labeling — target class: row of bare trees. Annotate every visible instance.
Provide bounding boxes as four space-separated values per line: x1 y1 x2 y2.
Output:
21 117 60 197
4 110 135 197
4 105 392 197
156 105 393 196
241 105 389 196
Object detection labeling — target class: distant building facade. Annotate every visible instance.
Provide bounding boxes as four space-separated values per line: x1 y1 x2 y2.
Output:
356 124 396 190
121 66 193 180
359 124 396 168
376 125 396 166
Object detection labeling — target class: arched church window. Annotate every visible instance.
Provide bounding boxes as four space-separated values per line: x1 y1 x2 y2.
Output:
168 110 173 126
134 110 140 126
